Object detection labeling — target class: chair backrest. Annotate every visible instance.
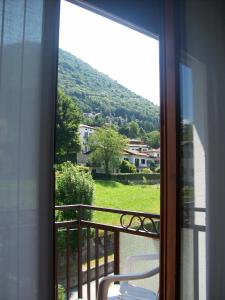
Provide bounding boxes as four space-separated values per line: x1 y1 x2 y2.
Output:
118 254 159 300
119 233 160 293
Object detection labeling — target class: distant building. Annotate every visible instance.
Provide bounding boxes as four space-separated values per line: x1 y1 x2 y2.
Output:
77 124 160 173
122 149 152 172
128 139 150 153
79 124 96 153
148 148 160 164
83 112 101 118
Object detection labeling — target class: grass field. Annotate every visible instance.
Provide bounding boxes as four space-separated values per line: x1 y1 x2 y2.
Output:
92 180 160 225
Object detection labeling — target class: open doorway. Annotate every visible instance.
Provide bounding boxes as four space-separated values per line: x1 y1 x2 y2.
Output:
55 1 160 299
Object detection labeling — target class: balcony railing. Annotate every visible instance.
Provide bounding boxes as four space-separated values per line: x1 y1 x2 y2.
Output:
55 204 160 300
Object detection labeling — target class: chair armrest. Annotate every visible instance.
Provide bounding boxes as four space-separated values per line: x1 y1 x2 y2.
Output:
97 267 159 300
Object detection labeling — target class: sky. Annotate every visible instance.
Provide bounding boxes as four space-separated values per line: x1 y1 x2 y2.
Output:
59 0 160 106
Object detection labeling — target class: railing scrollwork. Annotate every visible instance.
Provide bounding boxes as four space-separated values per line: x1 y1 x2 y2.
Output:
120 214 159 234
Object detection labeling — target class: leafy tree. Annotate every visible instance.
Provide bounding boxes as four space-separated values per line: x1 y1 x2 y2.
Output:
88 126 128 175
128 121 140 138
119 160 136 173
55 89 81 163
139 127 146 138
118 124 130 136
145 130 160 148
118 121 140 138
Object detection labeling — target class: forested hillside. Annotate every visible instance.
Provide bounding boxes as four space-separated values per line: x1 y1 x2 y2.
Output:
58 49 159 133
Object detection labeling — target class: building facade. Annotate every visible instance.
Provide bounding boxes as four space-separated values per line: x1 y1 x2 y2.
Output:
77 124 159 173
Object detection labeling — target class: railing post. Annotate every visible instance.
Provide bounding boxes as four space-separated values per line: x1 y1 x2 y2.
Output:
114 231 120 276
55 204 160 300
66 227 70 300
77 206 83 299
55 227 58 300
104 230 109 276
95 228 99 297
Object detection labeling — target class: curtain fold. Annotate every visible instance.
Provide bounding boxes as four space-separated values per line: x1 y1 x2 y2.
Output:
0 0 59 299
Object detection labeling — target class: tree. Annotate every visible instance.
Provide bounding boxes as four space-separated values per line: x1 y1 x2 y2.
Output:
119 160 136 173
118 121 140 138
139 127 146 138
88 126 128 175
55 89 81 163
145 130 160 148
128 121 140 138
118 124 129 137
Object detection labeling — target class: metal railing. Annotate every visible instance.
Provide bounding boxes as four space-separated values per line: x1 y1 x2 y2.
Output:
55 204 160 300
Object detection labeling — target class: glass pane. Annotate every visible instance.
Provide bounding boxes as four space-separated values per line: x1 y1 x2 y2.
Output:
120 233 159 294
178 1 225 299
55 1 161 299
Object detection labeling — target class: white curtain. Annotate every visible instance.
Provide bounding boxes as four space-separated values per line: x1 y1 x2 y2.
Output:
0 0 59 299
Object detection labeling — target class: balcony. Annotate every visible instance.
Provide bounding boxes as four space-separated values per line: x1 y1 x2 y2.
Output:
55 205 160 300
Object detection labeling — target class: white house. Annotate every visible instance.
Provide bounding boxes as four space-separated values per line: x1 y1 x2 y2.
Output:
148 148 160 165
79 124 96 153
128 139 150 153
122 149 152 172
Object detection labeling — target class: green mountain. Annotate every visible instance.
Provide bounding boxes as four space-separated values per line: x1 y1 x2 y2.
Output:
58 49 160 132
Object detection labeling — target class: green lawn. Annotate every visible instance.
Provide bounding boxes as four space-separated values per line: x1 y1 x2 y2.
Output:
92 180 160 225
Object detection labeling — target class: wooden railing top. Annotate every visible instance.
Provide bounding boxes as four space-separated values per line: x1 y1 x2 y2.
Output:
55 204 160 219
55 204 160 238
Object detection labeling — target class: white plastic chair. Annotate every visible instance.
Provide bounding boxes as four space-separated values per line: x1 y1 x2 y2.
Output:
97 254 159 300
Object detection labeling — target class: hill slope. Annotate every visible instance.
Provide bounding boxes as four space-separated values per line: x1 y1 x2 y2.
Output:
58 49 159 132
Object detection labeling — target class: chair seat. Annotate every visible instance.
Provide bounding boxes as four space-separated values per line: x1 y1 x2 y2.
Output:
108 283 157 300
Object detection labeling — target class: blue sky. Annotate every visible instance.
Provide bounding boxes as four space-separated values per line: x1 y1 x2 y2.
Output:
59 0 160 106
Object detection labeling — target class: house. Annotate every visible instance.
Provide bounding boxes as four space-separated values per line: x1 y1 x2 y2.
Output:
79 124 96 153
77 125 155 173
128 139 150 153
148 148 160 165
122 149 152 172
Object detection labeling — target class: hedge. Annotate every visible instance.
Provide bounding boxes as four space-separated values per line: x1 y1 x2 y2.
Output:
92 172 160 184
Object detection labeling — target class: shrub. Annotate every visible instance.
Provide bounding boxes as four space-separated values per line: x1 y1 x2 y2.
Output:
55 161 94 221
149 160 157 171
55 161 94 250
155 167 160 173
58 285 65 300
76 165 90 173
141 168 152 174
55 162 89 173
119 160 136 173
